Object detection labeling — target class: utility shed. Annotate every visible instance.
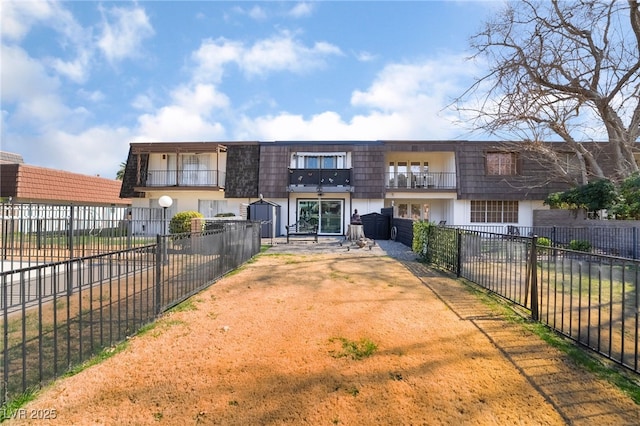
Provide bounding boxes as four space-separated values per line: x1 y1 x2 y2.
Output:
247 199 281 238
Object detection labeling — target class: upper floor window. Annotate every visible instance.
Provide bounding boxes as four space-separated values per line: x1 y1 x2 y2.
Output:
559 152 582 177
292 152 348 169
486 152 518 176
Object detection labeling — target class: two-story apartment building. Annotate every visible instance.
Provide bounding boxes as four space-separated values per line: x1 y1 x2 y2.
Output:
120 140 578 237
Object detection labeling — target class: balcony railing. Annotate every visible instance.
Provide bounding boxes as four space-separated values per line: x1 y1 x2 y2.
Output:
386 172 456 190
143 169 226 187
288 168 352 187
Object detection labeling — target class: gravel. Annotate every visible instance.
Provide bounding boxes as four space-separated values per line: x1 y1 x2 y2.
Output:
262 236 418 262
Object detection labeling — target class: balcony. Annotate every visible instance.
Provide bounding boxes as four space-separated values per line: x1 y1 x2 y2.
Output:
140 169 226 188
288 168 352 190
386 172 456 190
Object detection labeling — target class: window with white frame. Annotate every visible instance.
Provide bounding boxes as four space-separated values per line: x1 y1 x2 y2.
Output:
291 152 347 169
199 200 229 217
181 154 210 185
470 200 518 223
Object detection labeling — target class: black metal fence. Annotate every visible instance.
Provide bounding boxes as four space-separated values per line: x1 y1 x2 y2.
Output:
452 224 640 259
0 221 260 406
0 203 160 272
417 226 640 375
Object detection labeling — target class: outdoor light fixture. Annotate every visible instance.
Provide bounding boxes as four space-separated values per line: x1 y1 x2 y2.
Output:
158 195 173 209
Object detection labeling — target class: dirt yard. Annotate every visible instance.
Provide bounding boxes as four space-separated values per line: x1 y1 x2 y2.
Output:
10 240 640 425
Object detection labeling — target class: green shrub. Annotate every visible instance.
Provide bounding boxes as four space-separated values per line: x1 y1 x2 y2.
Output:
537 237 551 247
569 239 592 252
214 212 236 217
169 211 204 234
535 237 551 254
412 221 432 257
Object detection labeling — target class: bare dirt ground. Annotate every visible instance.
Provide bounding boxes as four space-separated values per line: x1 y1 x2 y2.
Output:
11 238 640 425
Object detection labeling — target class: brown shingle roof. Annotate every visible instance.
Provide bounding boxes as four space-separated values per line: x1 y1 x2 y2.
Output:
1 164 130 206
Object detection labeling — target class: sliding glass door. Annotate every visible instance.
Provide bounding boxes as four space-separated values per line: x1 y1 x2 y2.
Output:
297 199 343 235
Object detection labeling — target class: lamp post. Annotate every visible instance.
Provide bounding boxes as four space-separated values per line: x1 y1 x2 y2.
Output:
158 195 173 264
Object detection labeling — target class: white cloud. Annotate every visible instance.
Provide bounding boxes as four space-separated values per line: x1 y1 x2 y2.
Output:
351 57 478 112
1 44 60 103
77 88 105 103
0 0 58 41
354 51 377 62
248 6 268 21
132 94 154 111
172 84 230 113
288 3 314 18
236 55 482 141
44 126 133 178
192 38 243 83
97 4 154 64
241 32 343 77
135 106 226 142
0 42 83 129
192 31 343 81
133 84 229 141
4 125 133 178
1 0 92 82
48 48 93 83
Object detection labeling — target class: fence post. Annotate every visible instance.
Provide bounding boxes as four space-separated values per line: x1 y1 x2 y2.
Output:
529 235 539 321
155 235 162 316
68 206 74 259
456 229 462 278
66 207 75 296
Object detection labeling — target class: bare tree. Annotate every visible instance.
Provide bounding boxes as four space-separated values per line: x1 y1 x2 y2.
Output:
454 0 640 185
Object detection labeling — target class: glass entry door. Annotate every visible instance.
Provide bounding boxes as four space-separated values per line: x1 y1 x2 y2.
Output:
297 199 343 235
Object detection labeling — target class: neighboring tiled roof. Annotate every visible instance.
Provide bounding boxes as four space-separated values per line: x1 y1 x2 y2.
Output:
0 164 130 205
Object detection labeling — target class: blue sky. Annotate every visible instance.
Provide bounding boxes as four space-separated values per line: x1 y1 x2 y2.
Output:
1 1 502 179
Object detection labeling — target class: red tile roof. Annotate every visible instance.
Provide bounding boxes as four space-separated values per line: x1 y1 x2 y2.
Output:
1 164 130 206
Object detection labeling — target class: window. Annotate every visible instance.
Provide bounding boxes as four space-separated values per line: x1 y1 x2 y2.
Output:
397 203 408 218
559 152 582 177
292 152 347 169
470 201 518 223
297 199 343 234
486 152 518 176
304 156 319 168
323 156 336 169
181 154 210 185
199 200 228 217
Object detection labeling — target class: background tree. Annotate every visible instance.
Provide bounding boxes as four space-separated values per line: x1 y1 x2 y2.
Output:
455 0 640 185
609 173 640 218
116 162 126 180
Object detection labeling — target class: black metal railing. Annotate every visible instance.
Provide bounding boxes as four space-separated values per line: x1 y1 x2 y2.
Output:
0 221 260 406
145 169 226 187
1 203 168 272
416 226 640 375
453 225 640 260
288 168 352 187
385 172 456 190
